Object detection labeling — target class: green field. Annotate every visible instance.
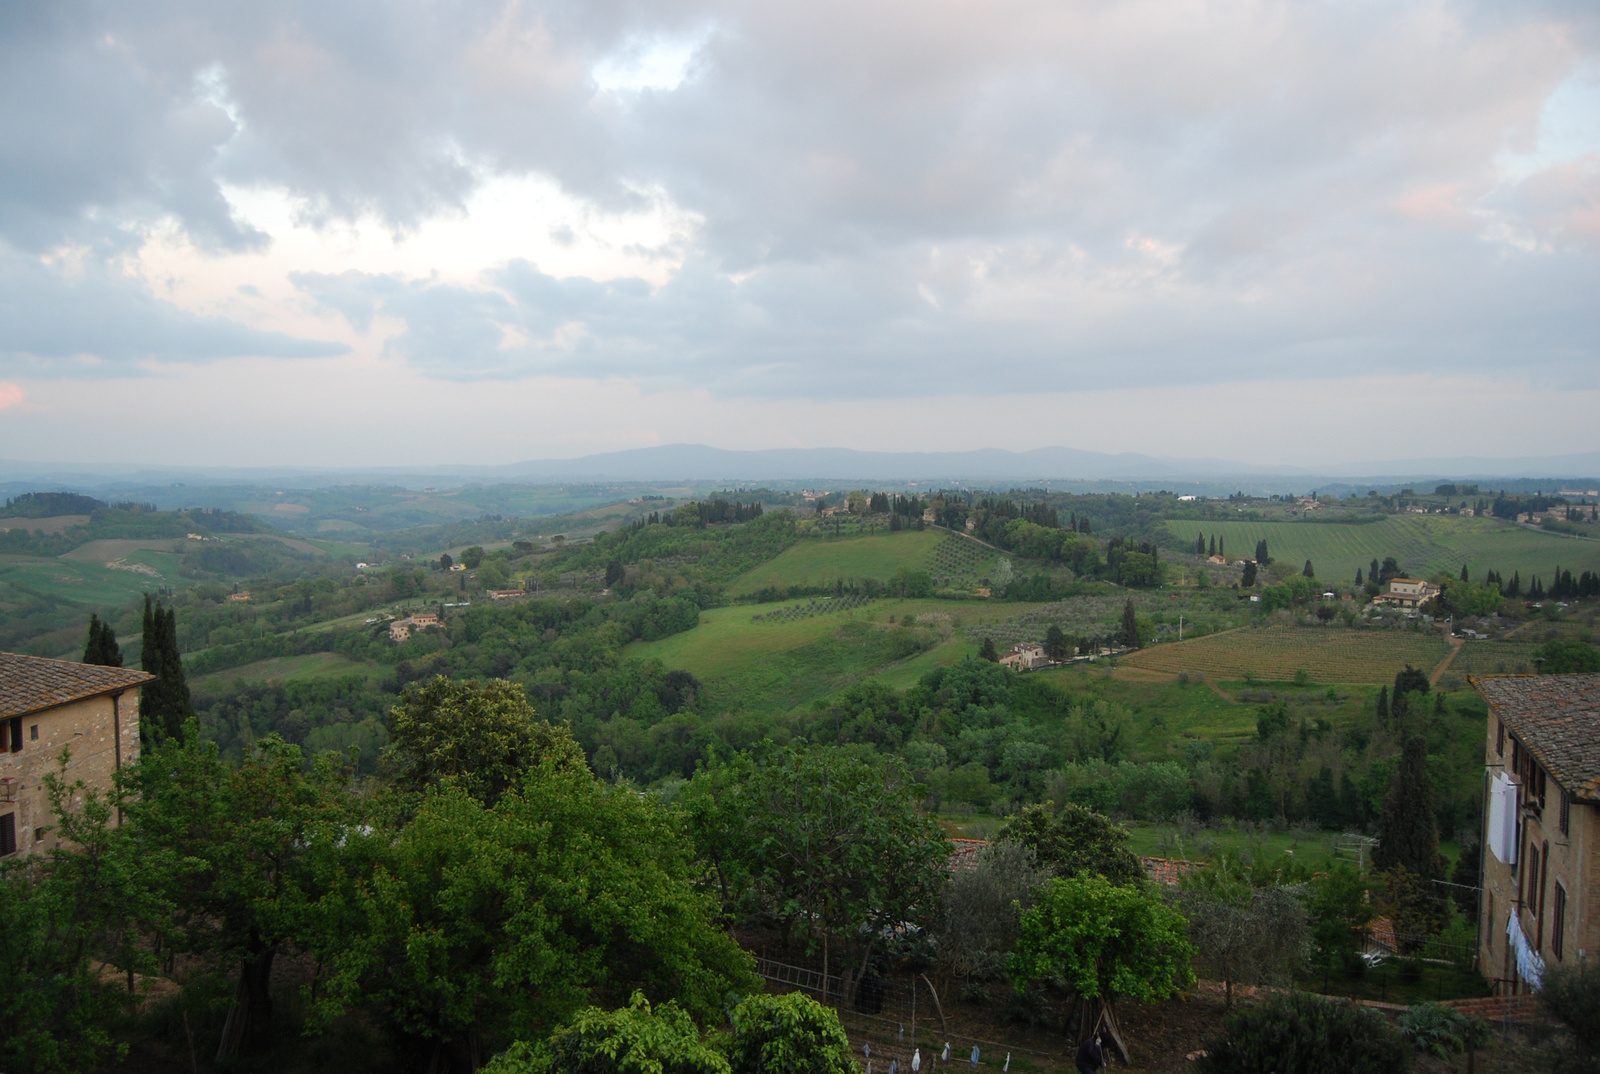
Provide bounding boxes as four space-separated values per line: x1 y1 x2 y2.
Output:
191 652 383 692
1167 515 1600 584
727 529 951 596
1120 624 1452 684
626 596 1032 712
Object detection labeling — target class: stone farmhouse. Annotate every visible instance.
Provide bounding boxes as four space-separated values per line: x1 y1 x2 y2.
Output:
0 652 153 860
1475 674 1600 994
999 642 1052 671
389 612 442 642
1373 577 1440 610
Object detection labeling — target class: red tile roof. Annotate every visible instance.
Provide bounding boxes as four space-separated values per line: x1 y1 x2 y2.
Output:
1474 673 1600 800
0 652 155 719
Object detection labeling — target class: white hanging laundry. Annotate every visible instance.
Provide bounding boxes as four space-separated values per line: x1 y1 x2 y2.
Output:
1004 1055 1010 1072
942 1043 951 1062
970 1046 980 1067
912 1049 922 1073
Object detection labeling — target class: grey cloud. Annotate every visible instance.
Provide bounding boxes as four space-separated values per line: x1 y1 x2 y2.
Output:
0 250 349 373
4 0 1599 394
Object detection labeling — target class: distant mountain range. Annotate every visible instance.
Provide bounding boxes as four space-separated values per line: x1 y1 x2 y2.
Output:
3 444 1598 490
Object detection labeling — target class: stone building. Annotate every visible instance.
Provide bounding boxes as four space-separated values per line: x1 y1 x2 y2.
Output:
1474 673 1600 992
0 652 153 858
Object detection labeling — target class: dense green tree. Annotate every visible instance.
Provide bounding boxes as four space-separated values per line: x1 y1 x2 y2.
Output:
486 993 730 1074
1355 567 1363 585
1537 638 1600 674
1241 561 1257 587
1374 736 1443 884
999 803 1143 886
1375 686 1390 726
1179 864 1307 1007
319 767 754 1071
724 992 855 1074
385 676 586 807
1459 563 1469 582
1305 863 1376 967
1120 599 1140 649
139 595 192 748
0 760 174 1074
727 747 948 994
1255 539 1270 564
1303 560 1315 578
1009 874 1194 1058
605 559 626 588
462 545 486 569
126 729 351 1059
978 636 999 662
1044 624 1071 661
80 613 122 668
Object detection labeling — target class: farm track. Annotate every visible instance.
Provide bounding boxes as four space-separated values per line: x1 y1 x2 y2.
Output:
1430 636 1465 687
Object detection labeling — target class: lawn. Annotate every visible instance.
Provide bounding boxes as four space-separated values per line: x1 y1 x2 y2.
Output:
727 529 949 597
1118 623 1452 684
1166 515 1600 585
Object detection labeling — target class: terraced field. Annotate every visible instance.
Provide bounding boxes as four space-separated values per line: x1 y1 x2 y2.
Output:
1120 624 1452 684
1166 516 1600 584
927 532 1001 589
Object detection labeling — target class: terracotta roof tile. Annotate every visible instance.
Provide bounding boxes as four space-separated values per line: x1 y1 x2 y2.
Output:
1473 673 1600 801
0 651 155 719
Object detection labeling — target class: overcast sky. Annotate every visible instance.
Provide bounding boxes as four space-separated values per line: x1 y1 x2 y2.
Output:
1 0 1597 468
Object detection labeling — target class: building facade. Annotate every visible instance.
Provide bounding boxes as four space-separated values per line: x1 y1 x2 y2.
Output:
0 652 153 858
1474 674 1600 992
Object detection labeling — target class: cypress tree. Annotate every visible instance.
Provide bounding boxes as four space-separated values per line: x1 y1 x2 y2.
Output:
1303 560 1314 578
1197 534 1206 555
140 594 193 747
1120 599 1140 649
1370 558 1381 585
1241 561 1258 587
82 613 124 667
1507 571 1521 598
1355 568 1363 586
1373 736 1443 882
1459 563 1469 583
1255 539 1270 564
1218 536 1224 556
978 636 999 662
1375 686 1389 727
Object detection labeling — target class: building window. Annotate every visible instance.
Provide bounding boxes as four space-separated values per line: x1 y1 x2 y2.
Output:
1552 883 1567 961
1496 718 1505 755
5 717 20 753
29 723 38 740
0 813 15 856
1486 893 1494 953
1559 789 1570 836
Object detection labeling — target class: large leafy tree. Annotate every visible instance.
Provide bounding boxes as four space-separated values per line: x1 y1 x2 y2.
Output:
1178 861 1307 1007
686 746 948 998
385 675 587 806
0 759 176 1074
999 803 1144 886
125 729 352 1060
317 762 754 1072
1010 874 1194 1060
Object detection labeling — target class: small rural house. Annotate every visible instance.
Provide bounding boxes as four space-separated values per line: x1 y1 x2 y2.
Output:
389 612 443 642
1373 577 1440 610
999 642 1051 671
1474 674 1600 994
0 653 153 859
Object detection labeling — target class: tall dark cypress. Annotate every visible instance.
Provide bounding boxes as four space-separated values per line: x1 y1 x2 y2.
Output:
1120 599 1140 650
82 613 124 667
1375 685 1389 727
1373 736 1443 881
140 594 193 747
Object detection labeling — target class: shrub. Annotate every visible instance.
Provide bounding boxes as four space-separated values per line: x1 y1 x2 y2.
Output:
1396 1003 1491 1059
723 992 855 1074
1195 993 1409 1074
1540 961 1600 1074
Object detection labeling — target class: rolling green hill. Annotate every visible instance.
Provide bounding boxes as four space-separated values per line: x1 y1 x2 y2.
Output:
1168 515 1600 583
727 528 954 596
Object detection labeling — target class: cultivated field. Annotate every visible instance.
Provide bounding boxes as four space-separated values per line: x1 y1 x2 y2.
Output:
1119 623 1452 683
190 652 383 691
1166 515 1600 584
727 529 944 597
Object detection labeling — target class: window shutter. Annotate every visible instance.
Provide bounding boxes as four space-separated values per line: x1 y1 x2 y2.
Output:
0 814 14 856
1552 883 1567 960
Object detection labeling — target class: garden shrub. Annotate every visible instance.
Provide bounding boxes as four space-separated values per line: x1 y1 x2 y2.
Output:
1195 992 1409 1074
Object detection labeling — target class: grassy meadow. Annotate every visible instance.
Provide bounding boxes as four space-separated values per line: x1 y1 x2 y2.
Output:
1166 514 1600 583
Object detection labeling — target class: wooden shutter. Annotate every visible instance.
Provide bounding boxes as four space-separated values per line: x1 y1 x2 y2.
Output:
0 813 14 856
1552 883 1567 961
